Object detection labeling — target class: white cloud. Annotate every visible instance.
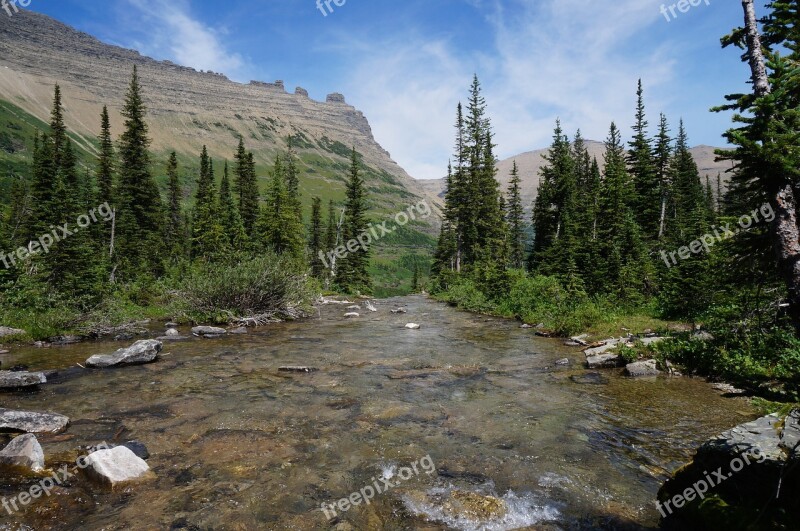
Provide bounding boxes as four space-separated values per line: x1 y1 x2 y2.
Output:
125 0 251 81
344 0 677 179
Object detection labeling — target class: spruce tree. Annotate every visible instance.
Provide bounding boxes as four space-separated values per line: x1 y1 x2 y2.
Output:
506 161 526 269
325 199 339 278
219 160 247 252
337 148 371 293
261 153 305 260
628 80 661 241
97 106 115 206
192 147 225 260
115 66 164 277
654 114 673 239
233 137 260 237
309 196 324 278
164 151 185 262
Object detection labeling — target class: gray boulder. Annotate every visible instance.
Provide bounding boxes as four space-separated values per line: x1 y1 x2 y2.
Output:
0 327 26 339
84 445 153 488
0 433 44 472
658 410 800 527
0 370 46 389
624 359 661 377
86 340 162 368
0 409 69 433
585 353 622 369
164 328 180 337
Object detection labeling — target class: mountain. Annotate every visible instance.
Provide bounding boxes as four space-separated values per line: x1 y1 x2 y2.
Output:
0 9 439 221
419 141 734 213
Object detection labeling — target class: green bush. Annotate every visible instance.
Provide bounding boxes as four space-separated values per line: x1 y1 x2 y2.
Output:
181 253 317 322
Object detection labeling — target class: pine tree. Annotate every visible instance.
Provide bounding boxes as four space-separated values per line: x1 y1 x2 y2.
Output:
597 122 653 300
654 114 673 240
309 196 324 279
506 161 526 269
411 263 420 292
261 153 305 259
97 106 115 206
628 80 661 241
219 160 247 252
325 199 339 278
337 148 371 293
115 66 164 277
233 137 260 237
164 151 185 262
192 147 225 260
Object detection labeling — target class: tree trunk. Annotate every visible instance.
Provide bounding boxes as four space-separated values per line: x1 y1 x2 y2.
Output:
741 0 800 330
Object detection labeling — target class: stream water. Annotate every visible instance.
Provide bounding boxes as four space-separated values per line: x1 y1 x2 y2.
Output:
0 296 756 530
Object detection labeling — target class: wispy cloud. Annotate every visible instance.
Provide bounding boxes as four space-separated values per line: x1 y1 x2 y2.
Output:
123 0 252 81
343 0 677 179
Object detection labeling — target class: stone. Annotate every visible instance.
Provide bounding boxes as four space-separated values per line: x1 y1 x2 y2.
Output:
624 359 661 377
326 92 346 103
555 358 570 366
0 409 70 433
585 353 622 369
164 328 180 337
228 327 248 334
405 323 421 330
86 339 162 368
347 305 361 310
520 324 532 329
84 446 153 488
0 370 46 389
658 410 800 526
121 440 150 460
344 312 360 318
0 433 45 472
391 308 408 314
165 322 179 328
637 336 668 346
191 326 228 337
583 340 621 357
0 327 26 339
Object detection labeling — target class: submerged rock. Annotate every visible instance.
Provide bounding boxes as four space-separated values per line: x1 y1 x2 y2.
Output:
405 323 421 330
555 358 570 366
121 440 150 460
625 359 661 377
0 433 45 471
86 339 162 368
191 326 227 337
84 445 153 488
0 409 70 433
0 370 46 389
391 308 408 314
278 366 318 373
658 410 800 529
344 312 360 318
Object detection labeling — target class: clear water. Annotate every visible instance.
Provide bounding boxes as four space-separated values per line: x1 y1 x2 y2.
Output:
0 296 756 530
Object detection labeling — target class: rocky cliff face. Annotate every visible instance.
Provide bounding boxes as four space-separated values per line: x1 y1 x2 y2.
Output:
0 8 436 215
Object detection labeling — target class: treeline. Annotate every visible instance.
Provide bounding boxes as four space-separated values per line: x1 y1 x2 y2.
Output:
0 67 373 326
433 76 721 317
433 46 798 396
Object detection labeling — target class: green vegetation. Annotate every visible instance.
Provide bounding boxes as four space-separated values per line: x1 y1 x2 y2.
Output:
432 2 800 403
0 67 433 341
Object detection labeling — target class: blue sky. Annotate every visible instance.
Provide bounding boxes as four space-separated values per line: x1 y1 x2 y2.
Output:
26 0 765 179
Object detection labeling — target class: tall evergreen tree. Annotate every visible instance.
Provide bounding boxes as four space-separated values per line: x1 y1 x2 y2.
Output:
654 114 673 240
164 152 185 262
233 137 260 237
309 196 324 279
628 80 661 241
115 66 164 277
219 160 247 252
506 161 526 269
97 106 115 206
192 147 225 260
337 148 371 293
260 153 305 259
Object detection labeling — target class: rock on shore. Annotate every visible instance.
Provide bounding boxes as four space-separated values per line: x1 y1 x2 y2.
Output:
0 370 47 389
0 433 45 472
86 340 162 368
658 410 799 529
0 409 70 433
